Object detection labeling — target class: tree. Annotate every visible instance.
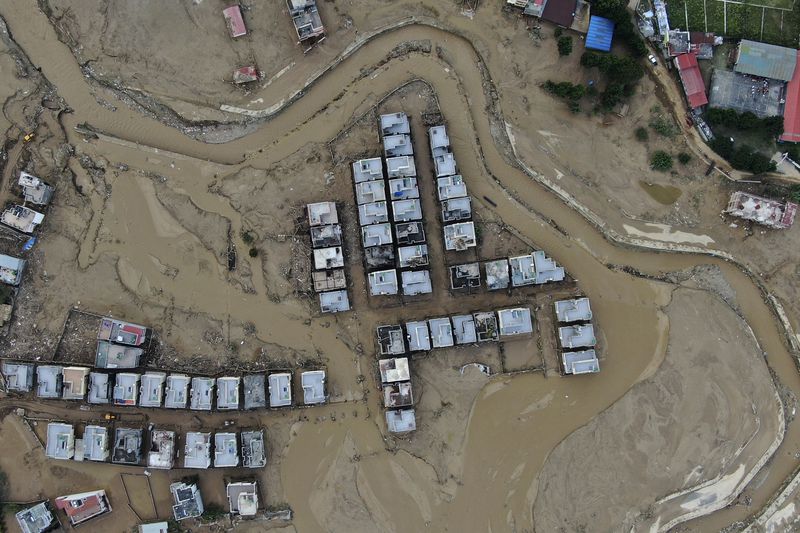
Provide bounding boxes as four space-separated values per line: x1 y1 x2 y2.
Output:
635 127 649 141
678 152 691 164
557 36 573 56
651 151 673 171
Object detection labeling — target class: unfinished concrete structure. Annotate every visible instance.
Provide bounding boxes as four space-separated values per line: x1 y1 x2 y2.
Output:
183 432 212 469
443 222 476 251
46 422 75 460
227 481 259 516
2 361 34 392
379 357 410 383
112 427 143 465
485 259 510 290
442 197 472 223
562 349 601 375
474 312 499 342
497 308 533 336
383 382 414 408
452 314 478 344
406 321 431 352
88 372 111 404
36 365 62 398
368 269 399 296
428 317 455 348
364 245 395 270
450 263 480 290
214 432 240 467
15 502 55 533
307 201 339 226
241 430 267 468
79 425 109 462
395 221 425 245
377 324 406 355
216 377 241 410
243 374 266 410
268 373 292 407
190 377 214 410
301 370 326 404
287 0 325 42
554 298 593 323
139 372 166 407
385 409 417 433
352 157 384 183
113 373 140 406
726 191 797 229
362 223 393 248
170 482 204 521
310 224 342 248
397 244 429 268
164 374 190 409
147 429 175 469
319 289 350 313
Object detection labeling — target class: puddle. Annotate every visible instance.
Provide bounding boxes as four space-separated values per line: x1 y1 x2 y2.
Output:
639 181 683 205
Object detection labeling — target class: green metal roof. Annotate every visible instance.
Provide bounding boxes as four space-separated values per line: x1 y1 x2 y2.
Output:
734 39 797 82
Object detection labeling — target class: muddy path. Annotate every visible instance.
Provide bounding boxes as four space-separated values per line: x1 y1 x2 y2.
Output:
2 1 800 530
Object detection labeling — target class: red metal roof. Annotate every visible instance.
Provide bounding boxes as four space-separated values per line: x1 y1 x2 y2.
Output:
223 5 247 38
675 53 708 109
780 52 800 142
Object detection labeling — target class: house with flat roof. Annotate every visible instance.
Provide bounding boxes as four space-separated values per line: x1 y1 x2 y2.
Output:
405 321 431 352
183 432 211 469
227 481 259 516
383 382 413 408
55 490 111 526
429 318 454 348
452 315 478 344
377 324 406 355
383 134 414 157
319 289 350 313
497 308 533 336
310 224 342 248
558 324 596 348
726 191 797 229
307 202 338 226
443 222 476 251
214 432 239 467
401 270 432 296
395 221 426 245
15 501 55 533
313 269 346 292
1 205 44 234
139 522 169 533
509 254 536 286
442 197 472 223
46 423 75 460
95 341 143 369
562 349 600 374
241 430 267 468
147 429 175 469
362 223 393 247
217 377 241 410
368 269 399 296
386 155 417 178
170 482 204 521
434 152 457 178
555 298 593 323
429 125 450 153
62 366 90 400
243 374 266 409
97 317 147 346
0 254 26 286
532 250 565 283
2 361 34 392
301 370 326 404
473 312 499 342
80 425 109 462
164 374 190 408
380 112 411 136
392 199 423 222
352 158 384 183
379 357 410 383
287 0 324 42
313 246 344 270
366 244 397 270
437 175 467 201
88 372 111 404
385 409 416 433
359 201 389 226
36 365 63 398
450 262 480 290
268 373 292 407
222 4 247 37
113 373 139 406
397 244 428 268
485 259 510 290
388 177 419 200
356 180 386 205
139 372 166 407
190 377 214 410
112 427 143 465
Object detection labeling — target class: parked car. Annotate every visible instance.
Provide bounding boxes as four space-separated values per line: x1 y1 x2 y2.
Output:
648 54 658 65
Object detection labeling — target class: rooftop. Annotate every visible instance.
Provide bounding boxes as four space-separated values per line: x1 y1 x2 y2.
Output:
87 372 111 404
735 39 797 82
554 298 593 323
95 340 143 369
147 429 175 469
352 158 385 183
442 197 472 223
485 259 510 290
386 155 417 178
380 112 411 136
216 377 241 409
313 246 345 271
183 432 211 469
313 269 347 292
139 372 166 407
61 366 89 400
781 52 800 142
301 370 326 404
585 15 614 52
170 482 204 521
406 321 431 352
443 222 477 251
227 481 259 516
497 308 533 336
2 361 33 392
356 180 387 205
310 224 342 248
378 357 411 383
46 422 75 460
1 205 44 234
242 430 267 468
709 69 783 118
289 1 324 42
533 251 566 284
392 199 423 222
113 373 140 406
268 372 293 407
97 317 147 346
222 5 247 38
0 254 25 286
385 409 417 433
429 125 450 152
164 374 190 408
395 221 426 245
558 324 597 348
541 0 577 27
358 201 390 226
562 349 600 375
429 317 454 348
307 202 339 226
449 262 481 290
451 315 478 344
674 53 708 109
362 223 393 248
726 191 796 229
55 490 111 526
112 427 143 465
365 243 396 269
383 134 414 157
401 269 432 296
15 502 55 533
243 374 267 409
368 269 399 296
81 425 109 462
383 381 414 408
474 312 499 342
433 152 457 177
190 377 214 410
377 324 406 355
36 365 62 398
319 289 350 313
388 177 420 200
214 432 239 467
397 244 429 268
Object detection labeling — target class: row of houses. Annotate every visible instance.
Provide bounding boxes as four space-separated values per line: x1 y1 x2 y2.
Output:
2 362 327 408
506 0 591 33
378 357 417 433
16 490 111 531
307 201 351 313
223 1 324 44
554 297 599 374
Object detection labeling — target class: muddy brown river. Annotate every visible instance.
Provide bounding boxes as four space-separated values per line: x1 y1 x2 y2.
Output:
2 1 800 531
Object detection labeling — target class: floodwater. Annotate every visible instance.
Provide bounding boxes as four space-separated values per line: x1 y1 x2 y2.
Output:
639 180 683 205
2 1 800 530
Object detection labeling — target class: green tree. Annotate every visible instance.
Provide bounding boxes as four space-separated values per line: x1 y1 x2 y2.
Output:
651 151 673 171
557 36 573 56
678 152 691 164
635 127 649 142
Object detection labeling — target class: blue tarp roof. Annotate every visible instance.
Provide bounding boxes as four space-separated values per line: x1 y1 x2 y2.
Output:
585 16 615 52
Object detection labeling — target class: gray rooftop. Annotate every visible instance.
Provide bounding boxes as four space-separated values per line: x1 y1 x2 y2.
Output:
190 377 214 410
352 157 384 183
113 373 140 406
380 112 411 136
310 224 343 248
307 202 339 226
386 155 417 177
429 125 450 152
18 172 55 206
406 321 431 352
88 372 111 404
0 253 25 286
216 377 241 410
170 482 204 520
268 373 292 407
395 221 426 245
450 262 481 290
383 134 414 157
397 244 429 268
558 324 597 348
451 315 478 344
383 381 414 408
437 175 468 200
442 197 472 223
97 317 147 346
443 222 477 251
302 370 326 404
15 502 55 533
243 374 267 409
319 289 350 313
2 362 34 392
112 427 143 465
1 205 44 234
164 374 190 409
147 429 175 469
401 270 432 296
362 223 393 247
379 357 411 383
45 423 75 460
392 199 423 222
388 177 419 200
214 432 239 467
313 246 344 270
183 432 211 469
385 409 416 433
555 298 593 323
735 39 797 82
359 201 389 226
36 365 62 398
242 430 267 468
485 259 510 290
562 349 601 375
377 325 406 355
510 252 566 286
139 372 166 407
95 340 143 369
81 425 109 462
312 267 344 291
474 312 499 342
227 481 259 516
434 152 457 178
356 180 386 205
497 308 533 336
428 318 454 348
369 269 399 296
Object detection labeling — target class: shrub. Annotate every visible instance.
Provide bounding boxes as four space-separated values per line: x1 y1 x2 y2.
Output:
635 127 649 142
678 152 691 164
241 230 255 244
543 80 585 100
789 185 800 202
557 36 573 56
649 115 678 138
581 52 644 109
709 138 777 173
590 0 647 57
201 503 227 523
651 151 673 171
249 247 259 257
704 108 784 138
554 27 563 38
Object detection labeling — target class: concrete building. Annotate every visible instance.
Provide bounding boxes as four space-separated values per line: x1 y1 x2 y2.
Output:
558 324 597 348
313 246 344 270
170 482 204 521
429 125 450 154
485 259 510 290
497 308 533 337
554 298 593 323
0 253 26 286
217 377 241 410
380 112 411 136
450 262 480 290
97 317 147 346
358 201 389 225
113 373 140 406
147 429 175 469
164 374 190 409
362 223 393 247
383 381 413 408
268 373 292 407
243 374 267 410
383 134 414 157
139 522 170 533
437 175 468 201
441 197 472 223
726 191 797 229
379 357 410 383
433 152 457 178
55 490 111 526
242 430 267 468
287 0 324 42
386 155 417 177
307 202 338 226
95 341 143 369
365 245 395 270
397 244 428 268
46 422 75 460
88 372 111 404
562 349 600 375
301 370 326 404
1 205 44 233
395 221 426 245
510 251 565 286
2 361 34 392
385 409 416 433
406 321 431 352
368 269 399 296
388 177 419 200
80 425 109 462
214 432 240 467
112 427 143 465
310 224 342 248
139 372 166 407
183 432 211 469
392 199 423 222
227 481 259 516
451 314 478 344
377 324 406 355
356 180 386 205
429 317 454 348
401 270 432 296
15 502 55 533
443 222 476 251
190 377 214 410
319 289 350 313
352 157 384 183
36 365 62 398
473 312 499 342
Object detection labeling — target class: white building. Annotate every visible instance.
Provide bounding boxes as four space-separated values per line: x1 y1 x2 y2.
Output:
428 317 454 348
268 373 292 407
214 432 239 467
301 370 326 404
385 409 417 433
46 422 75 460
307 202 339 226
183 432 211 469
190 377 214 410
368 269 399 296
139 372 166 408
352 158 384 183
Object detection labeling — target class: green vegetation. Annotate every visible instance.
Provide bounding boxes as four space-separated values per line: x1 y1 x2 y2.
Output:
554 27 564 38
650 151 673 171
635 127 649 142
557 36 573 56
241 230 255 244
704 108 784 138
248 247 259 258
789 184 800 202
649 114 679 138
0 285 12 305
709 137 777 173
542 80 585 112
678 152 692 164
591 0 648 56
200 503 228 522
581 52 644 109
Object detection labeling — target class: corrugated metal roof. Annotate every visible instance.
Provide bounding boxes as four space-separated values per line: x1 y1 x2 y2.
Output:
675 53 708 109
585 16 614 52
735 39 796 82
541 0 577 27
780 52 800 142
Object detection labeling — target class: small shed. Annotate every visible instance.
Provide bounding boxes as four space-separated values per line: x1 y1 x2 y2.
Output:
233 66 259 84
585 16 614 52
223 5 247 38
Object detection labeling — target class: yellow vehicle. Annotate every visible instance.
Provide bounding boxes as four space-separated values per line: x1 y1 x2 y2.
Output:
103 413 117 420
23 132 35 143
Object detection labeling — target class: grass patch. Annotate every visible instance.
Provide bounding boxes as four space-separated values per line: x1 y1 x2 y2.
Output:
671 0 800 44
